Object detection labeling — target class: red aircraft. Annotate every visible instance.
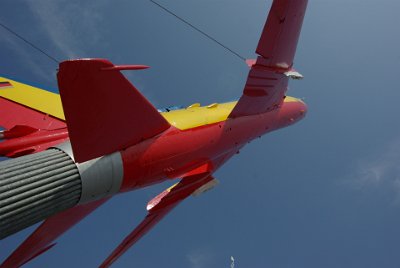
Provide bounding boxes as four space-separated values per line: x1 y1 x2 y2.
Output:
0 0 308 267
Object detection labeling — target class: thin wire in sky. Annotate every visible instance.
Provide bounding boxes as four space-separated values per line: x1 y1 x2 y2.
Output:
0 20 60 64
148 0 246 62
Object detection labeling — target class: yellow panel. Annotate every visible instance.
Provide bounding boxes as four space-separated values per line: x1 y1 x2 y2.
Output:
284 96 302 103
161 101 237 130
160 96 302 130
0 77 65 120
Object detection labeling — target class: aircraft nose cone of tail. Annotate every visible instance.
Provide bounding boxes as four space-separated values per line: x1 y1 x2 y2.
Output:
296 98 308 120
277 97 308 128
292 98 307 123
290 98 307 122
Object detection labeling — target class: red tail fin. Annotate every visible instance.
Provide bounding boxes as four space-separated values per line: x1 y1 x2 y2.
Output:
57 59 170 162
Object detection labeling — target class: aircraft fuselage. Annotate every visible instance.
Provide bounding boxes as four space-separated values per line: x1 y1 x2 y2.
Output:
120 98 307 191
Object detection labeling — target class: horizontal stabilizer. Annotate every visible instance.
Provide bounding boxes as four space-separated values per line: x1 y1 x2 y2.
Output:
57 59 171 162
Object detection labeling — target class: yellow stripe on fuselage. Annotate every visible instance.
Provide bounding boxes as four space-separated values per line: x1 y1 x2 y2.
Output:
161 102 237 130
0 77 65 120
162 96 301 130
0 76 302 131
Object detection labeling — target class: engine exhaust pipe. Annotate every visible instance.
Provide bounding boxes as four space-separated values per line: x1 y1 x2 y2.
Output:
0 142 123 240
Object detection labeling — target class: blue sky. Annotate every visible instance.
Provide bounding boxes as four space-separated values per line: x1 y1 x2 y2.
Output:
1 0 400 267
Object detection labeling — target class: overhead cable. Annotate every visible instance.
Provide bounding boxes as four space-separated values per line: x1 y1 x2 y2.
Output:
149 0 246 62
0 21 59 64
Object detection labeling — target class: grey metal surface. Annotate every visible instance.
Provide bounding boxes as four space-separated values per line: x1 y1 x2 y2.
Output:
0 149 81 240
77 151 123 204
55 142 124 204
0 142 124 240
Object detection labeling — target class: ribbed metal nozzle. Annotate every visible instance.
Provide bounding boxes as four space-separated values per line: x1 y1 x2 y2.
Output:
0 149 81 239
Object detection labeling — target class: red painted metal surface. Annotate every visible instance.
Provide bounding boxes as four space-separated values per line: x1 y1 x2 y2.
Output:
0 95 67 157
1 125 37 139
0 198 109 268
256 0 308 69
120 99 306 191
229 60 289 118
0 128 69 157
0 98 65 130
57 59 170 163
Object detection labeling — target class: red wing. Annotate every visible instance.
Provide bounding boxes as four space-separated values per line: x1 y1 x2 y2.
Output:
256 0 308 68
0 98 65 130
0 198 109 268
0 76 65 130
229 0 308 118
57 59 171 163
100 174 215 268
0 77 67 157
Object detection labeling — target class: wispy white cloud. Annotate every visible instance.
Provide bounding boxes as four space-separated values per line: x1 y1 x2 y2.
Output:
0 32 54 82
186 249 214 268
26 0 108 59
347 138 400 203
